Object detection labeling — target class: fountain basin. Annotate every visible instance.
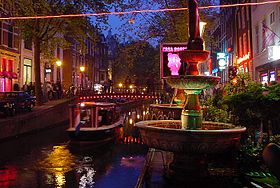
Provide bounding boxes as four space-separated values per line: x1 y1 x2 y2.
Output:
135 120 246 154
166 75 220 94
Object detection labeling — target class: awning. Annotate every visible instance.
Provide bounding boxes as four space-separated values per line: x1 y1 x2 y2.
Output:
0 71 18 79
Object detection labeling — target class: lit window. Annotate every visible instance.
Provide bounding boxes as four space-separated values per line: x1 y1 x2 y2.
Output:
239 37 243 57
243 33 247 55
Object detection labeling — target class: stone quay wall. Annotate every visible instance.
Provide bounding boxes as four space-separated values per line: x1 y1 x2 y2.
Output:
0 99 74 141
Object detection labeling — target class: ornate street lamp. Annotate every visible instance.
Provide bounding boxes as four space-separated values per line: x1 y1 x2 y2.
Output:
118 83 123 93
56 60 62 83
80 66 85 91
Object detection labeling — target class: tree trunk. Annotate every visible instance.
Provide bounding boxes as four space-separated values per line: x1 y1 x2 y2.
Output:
34 37 43 106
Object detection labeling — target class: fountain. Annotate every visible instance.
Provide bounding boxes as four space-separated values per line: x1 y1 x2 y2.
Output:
135 0 246 180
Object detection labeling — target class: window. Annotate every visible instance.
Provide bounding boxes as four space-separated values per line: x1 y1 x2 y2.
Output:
243 33 247 55
255 25 259 54
239 36 243 57
238 13 241 29
241 8 245 29
24 39 32 50
0 21 2 44
262 20 266 50
23 59 32 84
8 25 13 48
57 47 60 58
270 11 275 25
246 7 249 21
279 6 280 20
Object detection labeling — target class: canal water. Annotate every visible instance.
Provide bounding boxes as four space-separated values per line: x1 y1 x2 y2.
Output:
0 105 150 188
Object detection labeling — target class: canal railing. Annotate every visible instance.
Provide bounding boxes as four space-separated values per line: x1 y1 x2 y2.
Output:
77 93 160 101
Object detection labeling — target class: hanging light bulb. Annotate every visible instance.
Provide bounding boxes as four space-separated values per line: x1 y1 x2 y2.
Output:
128 19 135 24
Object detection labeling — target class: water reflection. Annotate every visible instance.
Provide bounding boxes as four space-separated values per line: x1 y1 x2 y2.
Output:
76 157 96 188
38 145 76 187
0 165 17 188
0 104 150 188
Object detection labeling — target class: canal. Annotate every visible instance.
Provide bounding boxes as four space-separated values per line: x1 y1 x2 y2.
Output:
0 105 150 188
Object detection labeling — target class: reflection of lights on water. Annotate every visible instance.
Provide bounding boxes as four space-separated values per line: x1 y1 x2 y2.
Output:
79 167 96 188
76 157 96 188
128 112 131 115
55 173 66 187
38 145 76 188
120 156 145 168
129 118 133 125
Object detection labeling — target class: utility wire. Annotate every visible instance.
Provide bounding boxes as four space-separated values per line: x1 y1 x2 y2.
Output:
0 0 280 20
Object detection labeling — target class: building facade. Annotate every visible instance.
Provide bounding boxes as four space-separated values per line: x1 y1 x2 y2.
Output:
0 18 20 92
235 0 253 77
251 0 280 84
212 0 253 83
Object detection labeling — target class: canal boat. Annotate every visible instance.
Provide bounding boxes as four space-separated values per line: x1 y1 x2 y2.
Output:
67 102 123 143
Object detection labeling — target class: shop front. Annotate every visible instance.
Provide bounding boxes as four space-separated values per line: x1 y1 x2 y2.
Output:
257 60 280 85
236 52 251 74
0 51 19 92
256 46 280 85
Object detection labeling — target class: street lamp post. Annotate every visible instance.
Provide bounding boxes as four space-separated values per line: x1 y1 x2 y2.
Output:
118 83 123 93
80 66 85 92
56 60 62 83
55 60 62 99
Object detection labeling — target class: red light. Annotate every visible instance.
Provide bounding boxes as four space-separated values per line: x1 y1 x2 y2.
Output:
227 47 232 53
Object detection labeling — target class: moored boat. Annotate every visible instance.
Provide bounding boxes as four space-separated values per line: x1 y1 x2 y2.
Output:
67 102 123 143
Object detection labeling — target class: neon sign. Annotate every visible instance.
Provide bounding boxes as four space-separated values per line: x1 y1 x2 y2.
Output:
167 53 181 75
217 52 227 69
237 52 250 64
162 46 187 52
160 43 188 78
268 46 280 61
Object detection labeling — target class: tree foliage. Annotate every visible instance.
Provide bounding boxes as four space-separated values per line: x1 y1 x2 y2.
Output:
222 73 280 137
114 41 159 87
115 0 219 47
3 0 121 105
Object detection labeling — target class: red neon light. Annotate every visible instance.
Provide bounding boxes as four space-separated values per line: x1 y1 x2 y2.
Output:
237 52 250 64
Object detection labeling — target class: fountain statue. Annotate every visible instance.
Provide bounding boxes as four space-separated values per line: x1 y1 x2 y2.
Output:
136 0 246 180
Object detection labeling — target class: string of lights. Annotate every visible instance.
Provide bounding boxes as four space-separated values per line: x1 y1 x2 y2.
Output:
0 0 280 20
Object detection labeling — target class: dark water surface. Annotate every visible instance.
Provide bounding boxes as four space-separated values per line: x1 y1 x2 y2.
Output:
0 121 148 188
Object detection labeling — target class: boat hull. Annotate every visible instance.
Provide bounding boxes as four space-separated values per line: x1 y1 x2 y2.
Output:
67 118 123 143
67 127 118 142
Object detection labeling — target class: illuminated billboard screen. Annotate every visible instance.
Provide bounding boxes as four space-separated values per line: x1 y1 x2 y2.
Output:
160 43 188 78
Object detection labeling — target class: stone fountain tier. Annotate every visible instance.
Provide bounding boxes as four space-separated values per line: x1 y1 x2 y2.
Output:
149 104 183 120
180 50 210 62
135 120 246 154
166 75 220 94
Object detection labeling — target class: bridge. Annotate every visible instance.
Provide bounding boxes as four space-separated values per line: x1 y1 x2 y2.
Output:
78 93 160 101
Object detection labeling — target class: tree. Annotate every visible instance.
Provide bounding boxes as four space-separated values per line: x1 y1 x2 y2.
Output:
114 41 159 88
116 0 219 47
3 0 122 105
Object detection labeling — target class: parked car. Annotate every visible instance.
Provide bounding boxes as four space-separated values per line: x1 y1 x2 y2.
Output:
0 91 36 116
